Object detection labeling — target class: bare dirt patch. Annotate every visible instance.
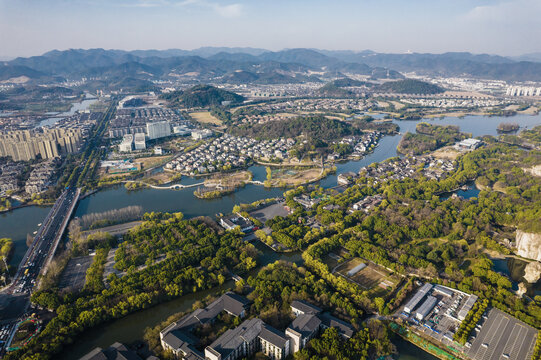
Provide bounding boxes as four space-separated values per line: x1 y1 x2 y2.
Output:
190 111 222 126
431 146 461 160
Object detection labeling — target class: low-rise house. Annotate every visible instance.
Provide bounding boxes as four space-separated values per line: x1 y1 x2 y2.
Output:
220 214 254 233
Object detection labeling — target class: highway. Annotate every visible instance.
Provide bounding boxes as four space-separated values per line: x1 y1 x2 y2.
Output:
9 187 80 295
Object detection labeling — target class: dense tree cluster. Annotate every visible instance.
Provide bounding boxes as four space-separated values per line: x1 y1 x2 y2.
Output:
294 323 393 360
231 115 355 141
248 262 363 326
70 205 143 231
398 123 469 155
9 213 256 360
377 79 444 94
453 299 489 345
0 237 13 277
160 85 245 108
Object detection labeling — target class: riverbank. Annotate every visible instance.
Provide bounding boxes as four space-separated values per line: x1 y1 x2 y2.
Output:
389 322 462 360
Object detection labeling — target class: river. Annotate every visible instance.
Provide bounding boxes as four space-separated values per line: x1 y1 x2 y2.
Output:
1 113 540 358
59 240 434 360
37 94 98 128
3 112 540 266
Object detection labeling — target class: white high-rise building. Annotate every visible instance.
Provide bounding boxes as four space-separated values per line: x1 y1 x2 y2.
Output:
146 121 171 140
119 134 134 152
134 133 146 150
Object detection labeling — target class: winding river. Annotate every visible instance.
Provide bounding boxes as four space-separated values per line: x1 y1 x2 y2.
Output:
1 113 540 359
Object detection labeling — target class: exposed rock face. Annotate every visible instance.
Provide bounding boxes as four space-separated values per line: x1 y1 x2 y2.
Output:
517 282 528 296
516 230 541 261
523 261 541 283
524 165 541 177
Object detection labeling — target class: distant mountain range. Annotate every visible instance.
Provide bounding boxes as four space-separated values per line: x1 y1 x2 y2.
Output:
2 47 541 87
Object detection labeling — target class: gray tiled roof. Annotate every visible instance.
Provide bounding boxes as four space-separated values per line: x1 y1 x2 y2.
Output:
259 324 289 347
208 318 263 358
291 300 322 314
79 343 142 360
318 313 355 338
288 314 321 337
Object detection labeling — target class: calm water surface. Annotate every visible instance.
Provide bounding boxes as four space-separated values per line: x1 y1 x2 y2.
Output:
0 113 539 357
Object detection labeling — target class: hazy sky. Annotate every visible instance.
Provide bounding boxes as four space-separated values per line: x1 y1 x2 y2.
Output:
1 0 540 58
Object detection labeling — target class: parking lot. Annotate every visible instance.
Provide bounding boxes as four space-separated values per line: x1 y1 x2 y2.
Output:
466 308 536 360
58 255 93 291
249 202 289 224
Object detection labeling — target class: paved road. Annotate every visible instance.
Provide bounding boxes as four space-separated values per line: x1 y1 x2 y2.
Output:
0 188 80 354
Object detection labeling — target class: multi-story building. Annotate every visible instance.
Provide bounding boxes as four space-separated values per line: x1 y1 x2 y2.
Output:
146 121 171 140
161 295 353 360
119 134 134 152
0 128 83 161
205 318 289 360
134 132 146 150
286 300 355 353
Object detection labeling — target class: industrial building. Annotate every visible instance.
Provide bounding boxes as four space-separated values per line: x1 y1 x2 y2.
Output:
458 294 479 321
404 283 433 314
433 285 454 298
415 295 437 321
192 129 213 140
454 138 482 150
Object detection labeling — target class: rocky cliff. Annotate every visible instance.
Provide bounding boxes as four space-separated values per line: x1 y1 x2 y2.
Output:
516 230 541 261
523 261 541 283
524 164 541 177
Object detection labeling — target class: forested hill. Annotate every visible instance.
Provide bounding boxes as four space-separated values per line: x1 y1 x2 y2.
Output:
378 79 444 94
160 85 245 108
230 115 354 141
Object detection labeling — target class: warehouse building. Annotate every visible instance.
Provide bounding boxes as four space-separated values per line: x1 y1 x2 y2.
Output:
404 283 433 314
416 296 438 321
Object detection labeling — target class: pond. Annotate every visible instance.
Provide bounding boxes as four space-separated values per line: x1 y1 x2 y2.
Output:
492 257 541 296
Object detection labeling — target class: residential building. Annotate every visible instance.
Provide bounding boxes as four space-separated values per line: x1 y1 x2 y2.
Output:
286 300 355 353
160 292 251 359
146 121 171 140
205 318 289 360
119 134 134 152
134 132 146 150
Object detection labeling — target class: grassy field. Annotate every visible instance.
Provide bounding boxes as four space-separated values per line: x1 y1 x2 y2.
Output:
268 167 323 187
335 257 398 292
190 111 222 125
